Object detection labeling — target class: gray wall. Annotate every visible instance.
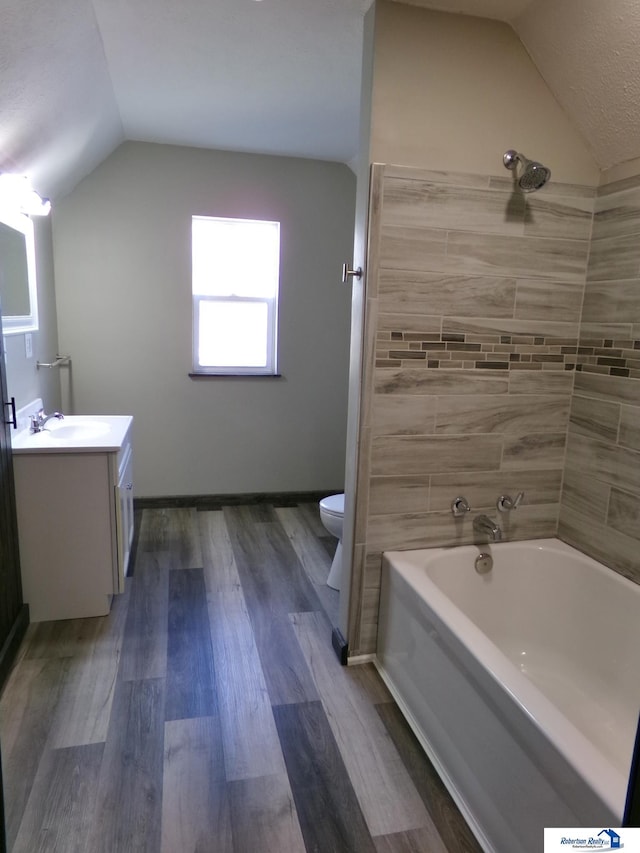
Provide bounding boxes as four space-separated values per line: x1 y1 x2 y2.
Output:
52 142 356 497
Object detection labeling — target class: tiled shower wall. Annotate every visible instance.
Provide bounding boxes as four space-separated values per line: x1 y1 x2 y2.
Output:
558 172 640 584
348 164 595 656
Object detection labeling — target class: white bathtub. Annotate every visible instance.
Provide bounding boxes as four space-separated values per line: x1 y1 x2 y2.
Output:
376 538 640 853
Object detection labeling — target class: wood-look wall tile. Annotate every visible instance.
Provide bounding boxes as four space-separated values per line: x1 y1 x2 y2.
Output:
435 395 570 435
371 434 503 476
579 320 634 341
228 773 306 853
347 544 367 654
11 743 104 853
120 550 169 682
490 176 595 200
374 702 482 853
581 279 640 324
375 368 509 397
445 232 588 283
359 618 381 656
558 507 640 585
619 404 640 451
377 311 441 335
165 568 217 721
523 195 593 241
361 585 383 654
443 316 578 341
275 506 339 626
380 224 447 272
272 701 377 853
565 433 640 493
574 372 640 406
367 167 385 300
429 469 562 511
607 487 640 542
514 278 584 322
501 432 567 470
597 173 640 198
586 233 640 281
509 371 574 395
354 426 372 545
161 716 231 853
378 271 516 318
593 186 640 240
560 468 610 522
569 393 620 442
371 395 436 436
383 178 524 235
369 476 430 515
386 165 489 189
363 304 378 427
498 503 560 540
366 511 470 552
90 678 165 853
290 612 432 837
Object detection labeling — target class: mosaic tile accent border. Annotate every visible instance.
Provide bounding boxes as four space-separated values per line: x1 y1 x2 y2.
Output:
376 329 580 371
576 336 640 379
376 328 640 376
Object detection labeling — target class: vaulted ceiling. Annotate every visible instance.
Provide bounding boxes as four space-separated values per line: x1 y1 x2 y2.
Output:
1 0 639 201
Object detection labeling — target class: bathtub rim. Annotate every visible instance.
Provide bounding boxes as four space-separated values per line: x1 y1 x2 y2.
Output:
379 537 632 820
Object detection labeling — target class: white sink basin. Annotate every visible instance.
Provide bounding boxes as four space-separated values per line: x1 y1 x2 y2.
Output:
11 410 133 454
48 421 112 440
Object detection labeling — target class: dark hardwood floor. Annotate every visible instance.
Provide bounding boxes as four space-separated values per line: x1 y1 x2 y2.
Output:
0 503 481 852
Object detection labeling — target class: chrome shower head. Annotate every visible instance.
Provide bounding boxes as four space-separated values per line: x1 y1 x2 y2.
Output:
503 149 551 192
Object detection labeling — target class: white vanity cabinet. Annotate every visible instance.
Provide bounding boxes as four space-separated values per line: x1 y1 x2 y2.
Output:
12 416 133 622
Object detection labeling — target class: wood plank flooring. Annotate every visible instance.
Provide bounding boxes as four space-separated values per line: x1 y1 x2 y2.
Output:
0 502 481 852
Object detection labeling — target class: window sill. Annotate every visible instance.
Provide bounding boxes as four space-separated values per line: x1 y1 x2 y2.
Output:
189 372 283 379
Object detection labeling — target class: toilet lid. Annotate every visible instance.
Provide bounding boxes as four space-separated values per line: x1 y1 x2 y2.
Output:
320 493 344 516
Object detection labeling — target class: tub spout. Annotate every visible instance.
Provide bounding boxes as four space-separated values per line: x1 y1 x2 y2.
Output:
473 514 502 541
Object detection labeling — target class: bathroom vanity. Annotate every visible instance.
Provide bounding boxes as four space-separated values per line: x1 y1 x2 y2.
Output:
11 409 134 621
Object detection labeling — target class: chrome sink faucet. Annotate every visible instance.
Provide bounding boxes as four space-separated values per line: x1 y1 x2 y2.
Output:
30 408 64 433
473 514 502 542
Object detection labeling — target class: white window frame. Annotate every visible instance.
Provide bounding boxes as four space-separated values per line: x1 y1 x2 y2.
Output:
191 216 280 376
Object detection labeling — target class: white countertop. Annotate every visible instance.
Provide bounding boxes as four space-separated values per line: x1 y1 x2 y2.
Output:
11 414 133 454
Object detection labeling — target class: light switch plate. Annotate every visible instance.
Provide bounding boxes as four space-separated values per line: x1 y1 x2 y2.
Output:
25 333 33 359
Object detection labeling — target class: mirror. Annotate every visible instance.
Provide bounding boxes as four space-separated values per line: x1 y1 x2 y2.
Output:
0 209 38 334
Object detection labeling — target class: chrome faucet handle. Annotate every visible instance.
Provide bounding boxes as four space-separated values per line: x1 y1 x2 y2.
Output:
30 409 45 432
451 496 471 517
497 491 524 513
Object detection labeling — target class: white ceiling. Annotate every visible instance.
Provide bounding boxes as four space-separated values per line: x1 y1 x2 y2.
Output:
1 0 639 201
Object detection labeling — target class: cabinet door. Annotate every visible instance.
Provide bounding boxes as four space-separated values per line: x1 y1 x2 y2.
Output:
0 325 21 853
0 325 23 673
115 443 134 593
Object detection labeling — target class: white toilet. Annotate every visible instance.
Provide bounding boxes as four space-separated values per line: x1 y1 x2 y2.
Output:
319 493 345 591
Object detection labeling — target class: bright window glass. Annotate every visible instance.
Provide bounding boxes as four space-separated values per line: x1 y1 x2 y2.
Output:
192 216 280 374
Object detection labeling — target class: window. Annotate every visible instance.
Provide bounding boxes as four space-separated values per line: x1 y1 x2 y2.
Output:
192 216 280 375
